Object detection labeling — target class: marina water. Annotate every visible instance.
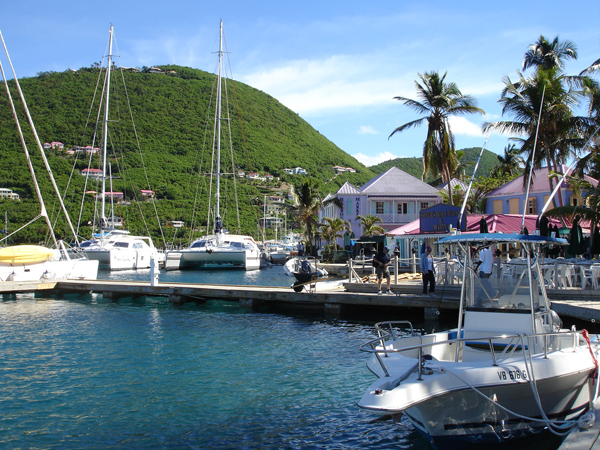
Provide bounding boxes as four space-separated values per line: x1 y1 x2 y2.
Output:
0 267 565 449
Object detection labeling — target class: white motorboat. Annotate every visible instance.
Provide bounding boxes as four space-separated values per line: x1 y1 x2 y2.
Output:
166 21 260 271
358 233 600 449
0 31 98 281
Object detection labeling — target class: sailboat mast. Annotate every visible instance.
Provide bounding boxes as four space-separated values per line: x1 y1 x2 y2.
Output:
101 25 114 233
215 20 223 234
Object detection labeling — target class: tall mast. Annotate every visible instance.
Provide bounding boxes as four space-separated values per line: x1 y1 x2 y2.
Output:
101 25 114 233
215 20 223 235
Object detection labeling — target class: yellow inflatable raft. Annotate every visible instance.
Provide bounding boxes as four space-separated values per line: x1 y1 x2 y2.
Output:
0 245 56 264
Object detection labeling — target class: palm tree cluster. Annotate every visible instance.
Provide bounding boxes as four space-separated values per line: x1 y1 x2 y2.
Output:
484 35 599 208
388 36 600 214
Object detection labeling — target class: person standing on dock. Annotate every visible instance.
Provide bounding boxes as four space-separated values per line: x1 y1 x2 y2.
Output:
420 246 435 296
373 247 393 295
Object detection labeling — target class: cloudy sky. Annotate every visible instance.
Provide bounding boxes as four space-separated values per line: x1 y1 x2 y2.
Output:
2 1 599 166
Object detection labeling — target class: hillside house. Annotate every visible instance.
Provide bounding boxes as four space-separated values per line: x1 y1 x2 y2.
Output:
141 190 155 198
73 145 100 155
484 166 598 215
0 188 20 200
246 172 259 180
333 166 356 174
320 166 442 240
80 168 104 179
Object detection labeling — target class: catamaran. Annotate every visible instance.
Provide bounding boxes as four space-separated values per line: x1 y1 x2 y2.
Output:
78 25 165 271
166 21 261 271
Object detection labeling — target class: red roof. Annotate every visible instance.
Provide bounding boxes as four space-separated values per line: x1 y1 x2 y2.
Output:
389 214 567 235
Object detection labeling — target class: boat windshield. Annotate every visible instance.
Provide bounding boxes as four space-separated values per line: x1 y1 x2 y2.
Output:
464 253 541 312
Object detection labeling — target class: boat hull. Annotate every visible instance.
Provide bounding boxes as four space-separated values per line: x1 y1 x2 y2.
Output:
176 248 261 270
404 370 591 449
0 258 99 282
359 349 596 449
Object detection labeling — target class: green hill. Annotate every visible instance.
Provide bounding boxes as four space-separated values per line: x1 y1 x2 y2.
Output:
0 65 376 246
368 147 500 183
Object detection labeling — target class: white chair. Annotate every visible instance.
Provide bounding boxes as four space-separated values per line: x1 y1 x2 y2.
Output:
555 264 573 288
592 265 600 290
542 265 555 289
580 265 594 290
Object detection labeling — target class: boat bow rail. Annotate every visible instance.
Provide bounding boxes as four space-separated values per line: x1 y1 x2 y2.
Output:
360 328 590 379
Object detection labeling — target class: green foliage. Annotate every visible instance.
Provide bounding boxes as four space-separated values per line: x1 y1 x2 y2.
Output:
0 65 375 245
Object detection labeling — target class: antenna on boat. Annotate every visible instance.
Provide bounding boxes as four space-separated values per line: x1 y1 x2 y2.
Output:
457 132 491 233
520 85 546 234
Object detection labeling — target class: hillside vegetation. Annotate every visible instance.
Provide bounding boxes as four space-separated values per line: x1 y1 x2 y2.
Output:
0 65 376 246
368 147 499 183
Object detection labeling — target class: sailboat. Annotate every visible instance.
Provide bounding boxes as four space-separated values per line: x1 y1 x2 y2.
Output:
166 21 260 271
78 25 165 271
0 31 98 281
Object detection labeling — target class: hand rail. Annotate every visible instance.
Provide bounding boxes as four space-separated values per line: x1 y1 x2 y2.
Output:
360 329 585 377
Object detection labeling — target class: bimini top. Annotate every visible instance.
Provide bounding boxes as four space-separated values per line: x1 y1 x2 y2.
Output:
438 232 568 246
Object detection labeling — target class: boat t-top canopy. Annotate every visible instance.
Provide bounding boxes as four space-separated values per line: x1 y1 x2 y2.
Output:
438 232 567 246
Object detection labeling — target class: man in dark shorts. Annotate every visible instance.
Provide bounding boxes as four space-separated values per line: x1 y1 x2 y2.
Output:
373 247 394 295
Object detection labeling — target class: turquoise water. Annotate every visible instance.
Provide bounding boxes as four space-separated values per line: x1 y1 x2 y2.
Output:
0 268 565 449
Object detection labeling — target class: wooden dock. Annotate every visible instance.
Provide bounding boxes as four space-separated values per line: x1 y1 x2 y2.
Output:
1 278 600 322
557 399 600 450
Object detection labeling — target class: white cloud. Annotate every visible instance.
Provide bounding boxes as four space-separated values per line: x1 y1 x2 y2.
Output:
448 116 486 138
352 151 399 166
358 126 378 135
241 54 410 115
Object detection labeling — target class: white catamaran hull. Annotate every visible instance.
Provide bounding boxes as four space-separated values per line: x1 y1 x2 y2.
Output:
176 248 261 270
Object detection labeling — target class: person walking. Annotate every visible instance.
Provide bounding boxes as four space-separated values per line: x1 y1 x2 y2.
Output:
420 245 435 295
373 247 394 295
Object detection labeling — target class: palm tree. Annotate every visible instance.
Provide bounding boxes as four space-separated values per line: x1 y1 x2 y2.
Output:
356 214 386 236
495 144 524 176
294 179 322 256
483 68 588 206
389 71 484 205
318 217 351 259
523 35 578 71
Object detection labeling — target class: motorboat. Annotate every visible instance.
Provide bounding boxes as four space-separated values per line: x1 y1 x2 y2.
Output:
358 233 600 449
283 257 328 292
0 31 98 282
80 230 164 270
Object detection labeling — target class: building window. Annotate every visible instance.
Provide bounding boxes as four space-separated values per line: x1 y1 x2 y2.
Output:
397 203 408 215
375 202 384 214
571 197 579 207
527 197 537 214
420 202 429 210
346 199 352 215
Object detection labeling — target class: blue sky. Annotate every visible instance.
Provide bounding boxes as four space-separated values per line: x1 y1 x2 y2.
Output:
3 1 600 167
